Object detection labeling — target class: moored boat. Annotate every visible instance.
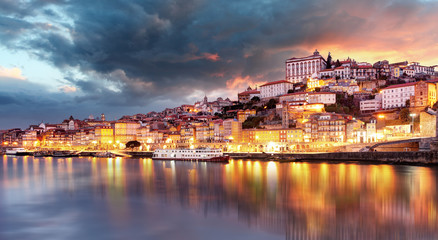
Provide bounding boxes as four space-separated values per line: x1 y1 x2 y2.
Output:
152 148 229 162
5 148 32 156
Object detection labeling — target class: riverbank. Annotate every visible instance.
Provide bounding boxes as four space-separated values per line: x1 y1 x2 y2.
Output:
226 152 438 165
122 151 438 165
3 150 438 165
127 151 437 165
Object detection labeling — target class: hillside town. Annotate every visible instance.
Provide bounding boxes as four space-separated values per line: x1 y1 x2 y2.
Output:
2 50 438 153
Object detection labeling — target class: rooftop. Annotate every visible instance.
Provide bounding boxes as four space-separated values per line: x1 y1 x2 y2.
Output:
260 80 292 87
381 82 417 90
238 89 260 96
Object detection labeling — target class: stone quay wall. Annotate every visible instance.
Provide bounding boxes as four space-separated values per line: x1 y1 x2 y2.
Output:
124 151 438 165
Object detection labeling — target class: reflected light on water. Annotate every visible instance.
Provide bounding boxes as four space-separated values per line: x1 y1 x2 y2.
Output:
1 156 438 239
266 161 278 199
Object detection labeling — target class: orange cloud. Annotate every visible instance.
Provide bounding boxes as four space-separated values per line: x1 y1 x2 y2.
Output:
0 66 26 80
184 52 220 62
226 75 266 90
59 85 77 93
201 52 220 62
267 1 438 67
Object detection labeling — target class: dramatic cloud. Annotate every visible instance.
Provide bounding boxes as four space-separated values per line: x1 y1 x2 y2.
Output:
1 0 438 128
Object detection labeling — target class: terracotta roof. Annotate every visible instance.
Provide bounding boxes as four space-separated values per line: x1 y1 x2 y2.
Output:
356 65 373 69
308 92 336 95
260 80 292 87
381 82 417 90
238 89 260 96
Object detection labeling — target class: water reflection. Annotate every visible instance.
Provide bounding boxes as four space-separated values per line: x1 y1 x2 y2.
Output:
1 156 438 239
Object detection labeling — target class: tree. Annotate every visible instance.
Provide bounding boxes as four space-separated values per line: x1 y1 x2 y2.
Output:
266 98 278 109
242 116 264 129
126 140 141 150
379 75 388 80
325 104 337 113
326 53 332 69
287 89 294 93
251 96 260 102
335 59 341 68
399 108 410 123
214 112 223 118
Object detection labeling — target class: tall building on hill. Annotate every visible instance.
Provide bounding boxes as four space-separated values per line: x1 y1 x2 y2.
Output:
285 49 327 84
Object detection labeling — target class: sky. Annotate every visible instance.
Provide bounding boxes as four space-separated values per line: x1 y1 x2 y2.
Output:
1 0 438 129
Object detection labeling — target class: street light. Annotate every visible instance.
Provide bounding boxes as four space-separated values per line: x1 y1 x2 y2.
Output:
409 113 416 137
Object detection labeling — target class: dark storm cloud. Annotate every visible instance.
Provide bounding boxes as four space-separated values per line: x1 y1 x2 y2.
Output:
0 77 145 128
1 0 438 127
0 16 34 43
0 94 17 105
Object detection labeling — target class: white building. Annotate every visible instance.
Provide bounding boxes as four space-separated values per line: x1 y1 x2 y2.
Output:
307 92 336 105
279 92 307 103
319 66 351 79
238 88 261 103
381 82 416 109
259 80 294 99
360 95 382 113
401 67 415 77
334 66 351 79
319 68 334 79
351 65 377 80
285 50 327 84
408 62 435 75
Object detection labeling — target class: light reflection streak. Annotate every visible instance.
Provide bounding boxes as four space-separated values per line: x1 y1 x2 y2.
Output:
32 158 39 184
12 157 17 178
266 161 278 199
2 155 8 184
67 158 74 192
45 157 54 190
105 157 129 225
22 157 28 189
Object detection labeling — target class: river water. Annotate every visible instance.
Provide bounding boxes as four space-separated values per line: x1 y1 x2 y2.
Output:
1 155 438 239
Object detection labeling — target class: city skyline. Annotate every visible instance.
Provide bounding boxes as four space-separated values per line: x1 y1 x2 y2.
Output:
1 0 438 129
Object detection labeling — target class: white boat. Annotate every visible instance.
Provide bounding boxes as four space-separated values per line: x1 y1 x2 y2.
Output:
5 148 29 155
152 148 229 162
